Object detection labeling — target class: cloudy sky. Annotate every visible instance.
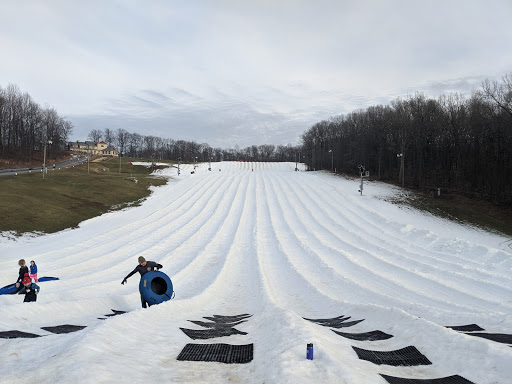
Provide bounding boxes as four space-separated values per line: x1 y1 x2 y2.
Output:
1 0 511 148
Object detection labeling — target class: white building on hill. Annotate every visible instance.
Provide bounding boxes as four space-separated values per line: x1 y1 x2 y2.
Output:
68 141 119 157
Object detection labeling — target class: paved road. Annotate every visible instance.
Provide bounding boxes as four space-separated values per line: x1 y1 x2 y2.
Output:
0 155 90 177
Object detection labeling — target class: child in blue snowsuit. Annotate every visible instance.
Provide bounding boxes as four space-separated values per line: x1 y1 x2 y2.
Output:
29 260 38 282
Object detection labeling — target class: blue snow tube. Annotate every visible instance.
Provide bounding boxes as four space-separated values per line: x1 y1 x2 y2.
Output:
139 271 174 305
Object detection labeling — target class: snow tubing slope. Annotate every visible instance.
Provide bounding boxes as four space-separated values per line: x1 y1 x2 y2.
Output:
139 271 173 305
0 277 59 295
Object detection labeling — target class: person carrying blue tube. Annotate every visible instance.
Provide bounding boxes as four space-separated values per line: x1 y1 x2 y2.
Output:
121 256 163 308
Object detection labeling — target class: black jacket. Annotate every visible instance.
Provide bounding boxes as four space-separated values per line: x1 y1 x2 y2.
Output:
124 261 162 281
12 282 40 302
17 266 29 284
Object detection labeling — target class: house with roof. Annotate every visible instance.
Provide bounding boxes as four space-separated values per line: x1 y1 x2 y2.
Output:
68 141 119 157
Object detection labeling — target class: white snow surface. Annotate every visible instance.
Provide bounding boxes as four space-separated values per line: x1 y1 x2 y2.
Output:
1 161 511 384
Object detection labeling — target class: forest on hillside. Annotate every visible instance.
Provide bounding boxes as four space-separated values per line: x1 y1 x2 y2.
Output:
301 74 512 204
85 127 299 163
0 84 72 162
2 73 511 204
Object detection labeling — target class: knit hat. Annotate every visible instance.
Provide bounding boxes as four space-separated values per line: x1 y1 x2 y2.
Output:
138 256 146 264
22 273 31 285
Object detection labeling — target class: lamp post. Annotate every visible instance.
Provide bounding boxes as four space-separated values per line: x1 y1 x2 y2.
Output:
328 149 333 172
42 139 53 179
178 157 181 176
397 153 404 187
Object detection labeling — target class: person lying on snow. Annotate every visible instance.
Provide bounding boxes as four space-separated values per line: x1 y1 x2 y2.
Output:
11 273 40 302
121 256 163 308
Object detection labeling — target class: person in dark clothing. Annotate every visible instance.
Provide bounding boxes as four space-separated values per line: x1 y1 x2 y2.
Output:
16 259 29 288
122 256 163 308
12 273 40 302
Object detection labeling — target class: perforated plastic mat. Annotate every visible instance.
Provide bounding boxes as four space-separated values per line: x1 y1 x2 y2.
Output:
333 330 393 341
177 343 253 364
352 345 432 366
465 332 512 344
380 374 475 384
0 330 41 339
180 327 248 340
446 324 484 332
41 325 87 334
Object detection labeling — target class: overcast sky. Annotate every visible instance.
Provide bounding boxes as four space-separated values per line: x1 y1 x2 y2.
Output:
1 0 511 148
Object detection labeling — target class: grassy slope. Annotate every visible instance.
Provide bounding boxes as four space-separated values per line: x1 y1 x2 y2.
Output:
402 190 512 238
0 157 169 234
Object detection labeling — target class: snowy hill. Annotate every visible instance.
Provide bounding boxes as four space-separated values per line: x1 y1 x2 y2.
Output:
1 161 511 384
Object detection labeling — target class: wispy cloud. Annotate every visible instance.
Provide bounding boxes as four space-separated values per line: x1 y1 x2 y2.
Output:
1 0 511 147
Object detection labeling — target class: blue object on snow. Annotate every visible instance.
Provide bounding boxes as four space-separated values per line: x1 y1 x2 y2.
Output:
139 271 174 305
307 343 314 360
0 276 59 295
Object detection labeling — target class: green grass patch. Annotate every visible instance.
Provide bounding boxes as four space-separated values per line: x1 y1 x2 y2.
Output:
0 157 169 235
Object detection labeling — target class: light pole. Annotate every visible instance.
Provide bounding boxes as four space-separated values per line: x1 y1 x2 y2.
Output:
328 149 333 172
42 139 52 179
397 153 404 187
178 157 181 176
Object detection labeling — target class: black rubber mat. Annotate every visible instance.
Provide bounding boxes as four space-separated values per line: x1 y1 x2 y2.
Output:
189 320 246 328
303 315 365 328
380 374 475 384
446 324 484 332
177 343 253 364
329 319 364 328
0 330 41 339
303 315 349 323
332 330 393 341
465 332 512 344
41 324 87 334
203 314 252 323
352 345 432 366
180 327 248 340
104 309 127 317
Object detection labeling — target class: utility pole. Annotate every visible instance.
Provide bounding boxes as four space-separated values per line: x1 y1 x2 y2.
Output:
358 164 369 196
397 153 404 187
42 139 52 179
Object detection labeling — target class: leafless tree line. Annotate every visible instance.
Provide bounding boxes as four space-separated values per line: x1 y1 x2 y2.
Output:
88 128 300 163
0 84 72 161
301 73 512 204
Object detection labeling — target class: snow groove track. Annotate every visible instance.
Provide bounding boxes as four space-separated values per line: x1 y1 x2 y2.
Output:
1 161 511 384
